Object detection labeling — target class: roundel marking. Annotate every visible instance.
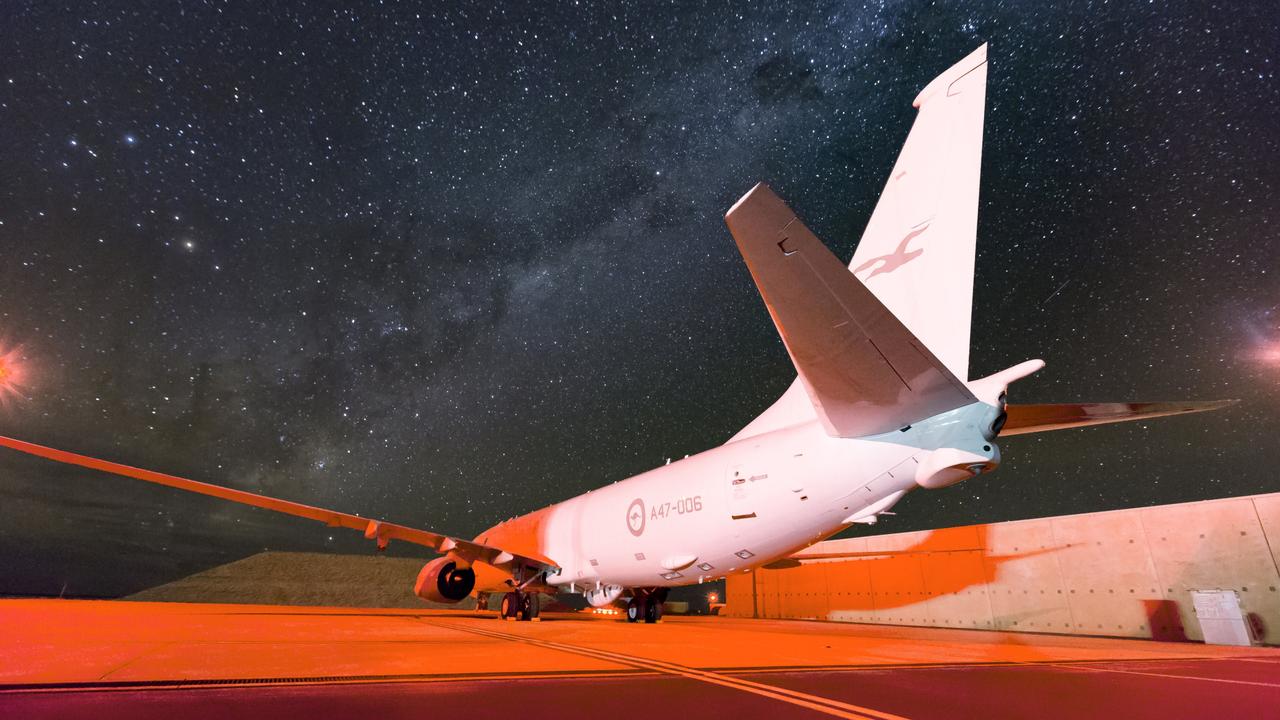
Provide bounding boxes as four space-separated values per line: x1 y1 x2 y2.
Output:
626 498 646 537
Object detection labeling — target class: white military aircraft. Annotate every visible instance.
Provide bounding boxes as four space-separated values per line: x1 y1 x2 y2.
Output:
0 45 1231 623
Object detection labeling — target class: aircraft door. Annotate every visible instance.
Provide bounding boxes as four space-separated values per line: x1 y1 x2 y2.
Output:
725 464 760 521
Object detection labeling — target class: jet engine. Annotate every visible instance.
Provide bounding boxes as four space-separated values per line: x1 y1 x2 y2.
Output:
414 557 476 604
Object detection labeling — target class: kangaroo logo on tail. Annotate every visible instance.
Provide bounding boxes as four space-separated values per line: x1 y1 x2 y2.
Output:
854 222 930 279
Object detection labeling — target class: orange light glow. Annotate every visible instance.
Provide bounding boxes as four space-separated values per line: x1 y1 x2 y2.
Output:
0 345 30 406
1252 339 1280 367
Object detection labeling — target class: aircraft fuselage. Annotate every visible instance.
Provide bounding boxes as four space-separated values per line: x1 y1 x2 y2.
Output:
477 400 1001 597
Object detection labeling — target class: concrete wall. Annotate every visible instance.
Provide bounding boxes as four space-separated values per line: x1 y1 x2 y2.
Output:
127 551 444 608
725 493 1280 644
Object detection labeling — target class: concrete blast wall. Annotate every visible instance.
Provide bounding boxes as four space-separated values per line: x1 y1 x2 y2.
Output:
725 493 1280 644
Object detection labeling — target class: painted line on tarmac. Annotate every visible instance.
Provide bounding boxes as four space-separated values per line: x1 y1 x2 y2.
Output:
713 655 1237 675
1046 662 1280 688
0 669 656 694
426 620 910 720
1230 657 1280 665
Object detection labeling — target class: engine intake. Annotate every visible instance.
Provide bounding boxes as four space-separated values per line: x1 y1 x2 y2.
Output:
414 557 476 604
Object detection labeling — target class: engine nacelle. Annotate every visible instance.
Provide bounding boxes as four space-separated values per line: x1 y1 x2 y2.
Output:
414 557 476 604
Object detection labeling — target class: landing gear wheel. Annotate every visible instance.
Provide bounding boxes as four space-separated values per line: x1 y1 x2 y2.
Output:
644 597 662 624
500 591 538 621
626 597 644 623
500 592 520 620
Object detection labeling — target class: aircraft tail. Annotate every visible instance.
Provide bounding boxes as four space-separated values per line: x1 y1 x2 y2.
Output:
728 46 989 442
723 45 1237 443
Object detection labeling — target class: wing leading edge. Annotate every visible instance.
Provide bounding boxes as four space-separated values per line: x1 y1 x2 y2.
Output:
0 434 555 569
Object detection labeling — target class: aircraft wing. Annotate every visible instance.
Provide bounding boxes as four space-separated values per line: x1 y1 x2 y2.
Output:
1000 400 1237 436
0 434 556 569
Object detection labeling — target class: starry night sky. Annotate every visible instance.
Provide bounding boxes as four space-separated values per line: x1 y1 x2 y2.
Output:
1 1 1277 598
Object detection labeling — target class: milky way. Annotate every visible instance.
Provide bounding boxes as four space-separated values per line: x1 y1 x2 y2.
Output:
1 1 1277 596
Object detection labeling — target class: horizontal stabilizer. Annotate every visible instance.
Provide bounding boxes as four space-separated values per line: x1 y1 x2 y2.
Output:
725 183 976 438
1000 400 1237 436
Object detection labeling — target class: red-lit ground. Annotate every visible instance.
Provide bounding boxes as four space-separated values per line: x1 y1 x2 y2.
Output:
1 599 1277 719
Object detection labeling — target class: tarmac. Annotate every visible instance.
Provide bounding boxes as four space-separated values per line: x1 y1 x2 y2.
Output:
1 599 1278 719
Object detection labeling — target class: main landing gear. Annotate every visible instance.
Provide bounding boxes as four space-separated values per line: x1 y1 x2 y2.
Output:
499 591 540 621
626 589 667 624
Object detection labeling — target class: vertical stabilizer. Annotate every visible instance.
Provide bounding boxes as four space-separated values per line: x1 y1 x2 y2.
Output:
849 44 988 381
730 46 989 442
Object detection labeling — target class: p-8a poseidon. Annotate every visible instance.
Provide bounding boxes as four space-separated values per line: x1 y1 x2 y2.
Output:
0 45 1231 623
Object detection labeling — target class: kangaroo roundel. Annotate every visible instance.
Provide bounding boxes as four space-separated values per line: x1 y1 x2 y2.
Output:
627 498 646 536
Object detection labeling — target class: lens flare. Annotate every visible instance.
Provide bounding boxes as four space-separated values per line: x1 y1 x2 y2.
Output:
0 345 30 406
1251 339 1280 368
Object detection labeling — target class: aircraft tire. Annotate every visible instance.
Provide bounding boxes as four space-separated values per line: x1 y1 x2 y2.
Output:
626 597 643 623
500 592 519 620
644 598 662 624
